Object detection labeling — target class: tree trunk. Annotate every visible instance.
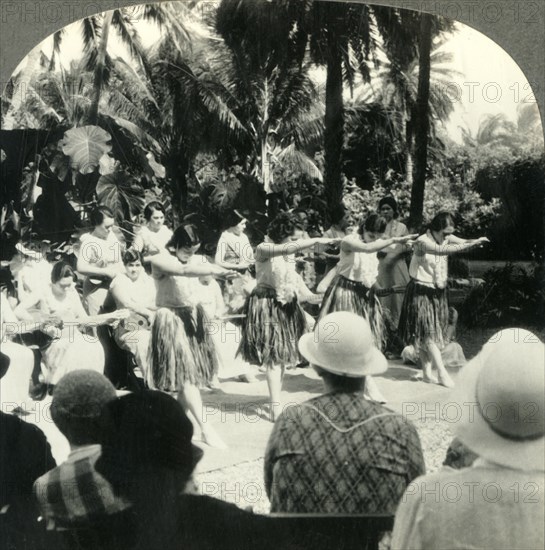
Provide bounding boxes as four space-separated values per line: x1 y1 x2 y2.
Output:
409 13 432 230
87 11 113 125
324 42 344 209
404 116 414 185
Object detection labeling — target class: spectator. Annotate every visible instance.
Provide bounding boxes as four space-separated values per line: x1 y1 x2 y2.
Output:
392 328 545 550
264 311 425 513
0 352 56 548
95 390 296 550
34 370 130 530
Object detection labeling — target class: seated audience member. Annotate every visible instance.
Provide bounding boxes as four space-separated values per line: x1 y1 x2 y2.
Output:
109 249 156 376
392 329 545 550
95 391 300 550
34 370 130 530
1 352 56 547
31 262 110 386
9 243 52 311
264 311 425 513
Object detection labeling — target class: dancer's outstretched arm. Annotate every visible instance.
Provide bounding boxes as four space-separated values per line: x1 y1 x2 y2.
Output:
417 236 489 256
343 233 417 254
255 237 339 261
150 254 237 278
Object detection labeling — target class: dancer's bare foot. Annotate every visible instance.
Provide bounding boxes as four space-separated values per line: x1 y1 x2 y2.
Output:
438 373 455 388
269 401 281 423
201 427 227 449
422 373 439 384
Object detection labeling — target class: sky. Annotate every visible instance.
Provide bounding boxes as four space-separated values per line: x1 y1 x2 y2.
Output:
10 6 542 143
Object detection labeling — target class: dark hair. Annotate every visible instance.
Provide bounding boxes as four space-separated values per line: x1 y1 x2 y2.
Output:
89 205 115 227
378 196 399 218
429 212 455 232
51 261 77 284
266 212 304 244
167 224 201 250
223 210 245 230
144 201 165 221
329 204 347 225
123 248 143 265
314 367 367 391
358 213 388 236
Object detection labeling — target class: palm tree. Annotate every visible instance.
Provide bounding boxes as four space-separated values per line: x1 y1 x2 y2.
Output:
271 1 425 210
215 1 324 189
364 39 459 184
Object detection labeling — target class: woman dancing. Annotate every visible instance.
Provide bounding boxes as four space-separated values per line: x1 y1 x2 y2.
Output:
214 210 256 312
319 213 416 343
398 211 489 387
318 213 417 402
148 224 237 448
237 212 337 421
133 201 173 261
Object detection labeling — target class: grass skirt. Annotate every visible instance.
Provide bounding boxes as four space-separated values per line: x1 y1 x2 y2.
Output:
147 305 219 390
237 285 308 368
317 275 385 350
398 279 448 353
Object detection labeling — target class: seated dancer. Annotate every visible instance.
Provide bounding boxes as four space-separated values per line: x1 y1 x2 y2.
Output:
77 205 124 315
401 306 466 370
318 213 417 403
28 261 125 386
148 224 238 449
109 249 157 376
214 210 256 312
133 201 173 260
237 212 338 422
398 211 489 388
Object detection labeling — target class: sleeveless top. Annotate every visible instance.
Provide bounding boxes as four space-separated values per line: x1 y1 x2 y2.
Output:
335 234 380 288
409 231 448 288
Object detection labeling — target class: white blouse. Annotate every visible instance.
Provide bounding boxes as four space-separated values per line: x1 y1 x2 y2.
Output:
335 234 380 288
409 231 449 288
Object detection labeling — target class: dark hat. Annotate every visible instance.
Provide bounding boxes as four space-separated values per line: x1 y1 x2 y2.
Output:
0 351 10 379
378 196 398 215
95 391 203 485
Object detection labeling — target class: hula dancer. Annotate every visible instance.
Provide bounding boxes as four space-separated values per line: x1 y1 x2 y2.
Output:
237 212 338 422
148 224 237 448
398 212 489 388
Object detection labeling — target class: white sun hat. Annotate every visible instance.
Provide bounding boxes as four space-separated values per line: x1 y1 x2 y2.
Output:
451 328 545 472
298 311 387 377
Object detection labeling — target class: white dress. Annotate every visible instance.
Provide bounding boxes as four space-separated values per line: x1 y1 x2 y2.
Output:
39 286 105 385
